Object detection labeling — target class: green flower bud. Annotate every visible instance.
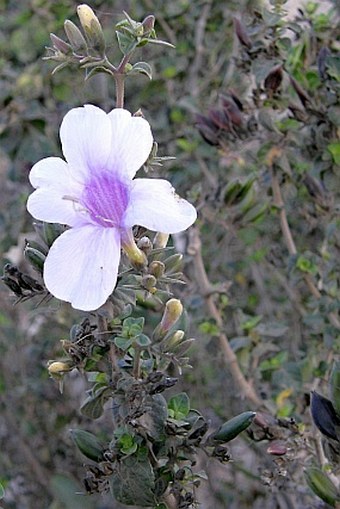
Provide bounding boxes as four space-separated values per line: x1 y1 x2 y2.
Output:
305 467 340 507
149 261 165 279
142 274 157 292
24 244 46 274
64 19 87 52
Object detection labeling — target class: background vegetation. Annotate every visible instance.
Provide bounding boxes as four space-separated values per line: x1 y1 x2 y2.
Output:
0 0 339 508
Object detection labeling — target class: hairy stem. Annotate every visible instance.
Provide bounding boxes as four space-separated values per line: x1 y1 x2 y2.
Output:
114 53 133 108
114 73 125 108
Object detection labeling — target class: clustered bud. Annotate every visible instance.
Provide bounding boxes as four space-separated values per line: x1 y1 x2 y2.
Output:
44 4 106 75
195 92 245 147
1 262 44 302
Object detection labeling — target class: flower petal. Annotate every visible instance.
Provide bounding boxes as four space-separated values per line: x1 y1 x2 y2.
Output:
123 179 197 233
43 225 121 311
30 157 73 189
60 105 112 180
107 109 153 179
27 157 83 226
27 188 84 227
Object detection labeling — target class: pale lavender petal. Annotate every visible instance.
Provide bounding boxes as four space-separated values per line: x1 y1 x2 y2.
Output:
27 188 84 227
43 225 121 311
123 179 197 233
60 105 112 180
107 109 153 179
30 157 73 189
28 157 83 226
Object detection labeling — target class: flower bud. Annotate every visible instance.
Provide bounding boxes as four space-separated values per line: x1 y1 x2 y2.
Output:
122 230 148 269
24 244 46 274
77 4 106 53
50 33 72 54
149 261 165 279
153 299 183 340
289 76 310 107
137 235 153 255
305 467 340 507
264 65 283 93
48 361 73 375
267 441 287 456
209 108 231 131
142 15 155 36
195 113 220 146
163 330 185 349
253 411 276 429
134 22 144 37
164 253 183 273
153 232 170 249
142 274 157 292
310 390 340 441
64 20 87 52
220 95 243 127
233 17 252 50
43 222 66 247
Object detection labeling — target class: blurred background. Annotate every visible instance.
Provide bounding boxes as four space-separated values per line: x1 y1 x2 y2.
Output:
1 0 339 507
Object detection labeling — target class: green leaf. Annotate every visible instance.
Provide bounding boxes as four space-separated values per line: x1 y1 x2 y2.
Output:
326 56 340 81
80 386 108 420
70 429 105 463
115 30 138 55
328 142 340 166
199 321 219 336
110 455 155 506
135 333 151 348
210 411 256 443
118 433 138 455
0 482 5 500
296 255 318 275
122 317 145 337
143 38 175 49
240 314 262 331
138 394 168 441
168 392 190 420
305 467 340 507
114 336 133 350
129 61 152 79
259 351 288 372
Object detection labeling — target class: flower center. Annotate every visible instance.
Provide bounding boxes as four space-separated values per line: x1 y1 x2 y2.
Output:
82 171 130 228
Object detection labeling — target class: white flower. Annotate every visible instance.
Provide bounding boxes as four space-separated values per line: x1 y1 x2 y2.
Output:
27 105 197 311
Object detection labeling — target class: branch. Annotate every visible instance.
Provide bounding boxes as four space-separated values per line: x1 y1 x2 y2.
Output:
270 168 340 329
188 227 263 408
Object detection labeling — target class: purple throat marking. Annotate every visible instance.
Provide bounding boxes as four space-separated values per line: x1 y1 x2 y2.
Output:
82 171 130 228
